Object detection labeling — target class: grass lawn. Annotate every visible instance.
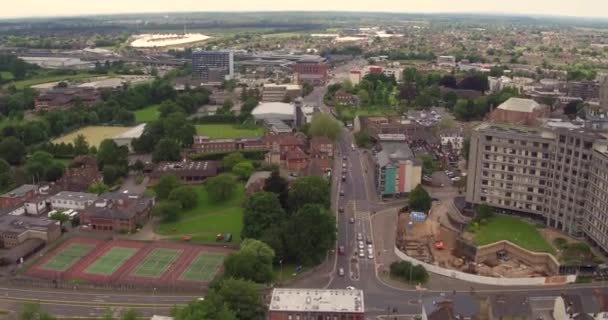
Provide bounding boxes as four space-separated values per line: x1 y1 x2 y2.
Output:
0 117 25 130
157 183 245 244
132 248 181 278
8 73 95 89
469 216 555 254
134 105 161 123
0 71 14 80
52 126 133 148
41 243 95 272
84 247 137 275
336 106 397 121
179 253 225 282
195 124 265 139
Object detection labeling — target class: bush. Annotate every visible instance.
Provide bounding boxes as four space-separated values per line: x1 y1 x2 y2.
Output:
389 261 429 284
553 237 568 249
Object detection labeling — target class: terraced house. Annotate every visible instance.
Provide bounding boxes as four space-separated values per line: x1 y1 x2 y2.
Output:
466 121 608 255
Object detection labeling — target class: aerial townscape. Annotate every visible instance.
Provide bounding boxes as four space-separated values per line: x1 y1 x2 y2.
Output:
1 3 608 320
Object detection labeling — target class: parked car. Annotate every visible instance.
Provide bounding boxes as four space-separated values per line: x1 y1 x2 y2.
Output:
357 233 363 241
340 189 345 196
358 251 365 258
339 206 344 213
349 217 355 224
342 175 346 181
358 241 364 249
338 246 345 255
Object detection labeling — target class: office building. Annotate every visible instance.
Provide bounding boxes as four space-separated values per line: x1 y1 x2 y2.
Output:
466 122 608 254
268 288 365 320
49 191 97 211
192 50 234 83
375 142 422 197
262 83 301 102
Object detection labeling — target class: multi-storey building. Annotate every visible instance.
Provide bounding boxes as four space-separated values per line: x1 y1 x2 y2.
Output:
293 61 328 86
191 50 234 83
268 288 365 320
375 142 422 197
585 141 608 254
466 122 608 253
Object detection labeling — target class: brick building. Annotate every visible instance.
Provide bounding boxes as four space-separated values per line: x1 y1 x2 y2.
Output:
56 156 101 192
334 89 359 106
0 185 38 209
293 62 328 86
80 192 154 232
310 136 334 159
34 87 101 112
268 288 365 320
148 161 219 185
191 136 267 154
488 97 548 125
0 215 60 249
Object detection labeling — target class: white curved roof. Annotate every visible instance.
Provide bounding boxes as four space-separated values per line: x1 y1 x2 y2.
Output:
252 102 295 119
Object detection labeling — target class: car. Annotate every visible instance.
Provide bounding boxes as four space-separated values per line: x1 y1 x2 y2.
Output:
340 189 345 196
338 268 345 276
368 253 374 259
346 286 356 290
342 156 347 161
358 241 364 249
358 251 365 258
349 217 355 224
339 206 344 213
342 162 347 168
367 244 373 250
338 246 345 255
357 233 363 241
451 177 462 182
367 248 373 255
366 237 372 245
342 175 346 181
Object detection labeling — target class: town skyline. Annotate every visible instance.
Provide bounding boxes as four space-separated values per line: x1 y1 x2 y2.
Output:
1 0 608 19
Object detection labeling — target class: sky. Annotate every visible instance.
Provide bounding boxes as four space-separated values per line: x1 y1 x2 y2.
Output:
1 0 608 19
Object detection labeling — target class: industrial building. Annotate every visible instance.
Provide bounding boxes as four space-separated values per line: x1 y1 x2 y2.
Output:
191 50 234 83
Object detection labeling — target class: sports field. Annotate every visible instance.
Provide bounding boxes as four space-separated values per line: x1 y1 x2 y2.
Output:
131 248 181 278
180 253 225 282
52 126 133 148
41 243 95 272
84 247 137 275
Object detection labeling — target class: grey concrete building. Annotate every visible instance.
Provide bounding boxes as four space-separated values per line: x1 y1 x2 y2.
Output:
191 50 234 83
466 122 608 253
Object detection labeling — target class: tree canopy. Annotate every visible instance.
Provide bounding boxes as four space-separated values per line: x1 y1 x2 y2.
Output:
289 176 331 212
409 185 432 212
283 204 336 266
242 192 287 239
206 173 237 202
309 113 341 141
224 239 275 283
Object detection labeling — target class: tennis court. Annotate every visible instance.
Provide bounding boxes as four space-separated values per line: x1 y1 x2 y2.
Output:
131 248 181 278
84 247 138 275
180 253 225 282
41 243 95 272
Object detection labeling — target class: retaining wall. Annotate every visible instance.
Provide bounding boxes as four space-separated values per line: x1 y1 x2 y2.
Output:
394 246 577 286
475 240 560 275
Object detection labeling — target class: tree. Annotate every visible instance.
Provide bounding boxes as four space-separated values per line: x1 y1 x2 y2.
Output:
25 151 54 181
302 82 314 97
152 138 182 162
45 162 65 182
222 152 245 170
220 99 234 115
284 204 336 265
357 89 370 106
241 97 258 115
564 101 584 119
224 239 275 283
409 185 432 212
0 159 13 190
154 175 182 200
354 130 372 148
389 261 429 284
242 192 287 239
289 176 330 212
172 295 236 320
102 165 122 186
49 212 70 224
88 182 110 195
417 154 439 176
73 134 90 156
309 113 341 141
0 136 26 165
97 139 128 171
213 278 266 320
474 203 494 222
263 170 289 210
153 201 182 223
206 173 237 202
232 161 254 180
169 186 198 210
20 303 56 320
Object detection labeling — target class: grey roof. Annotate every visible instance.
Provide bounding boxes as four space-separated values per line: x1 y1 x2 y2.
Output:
423 295 480 319
84 192 153 220
497 97 540 113
1 185 37 198
50 191 97 202
245 171 271 189
379 142 415 161
376 150 391 168
0 215 58 234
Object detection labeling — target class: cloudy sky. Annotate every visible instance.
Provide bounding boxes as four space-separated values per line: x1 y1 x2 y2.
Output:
1 0 608 19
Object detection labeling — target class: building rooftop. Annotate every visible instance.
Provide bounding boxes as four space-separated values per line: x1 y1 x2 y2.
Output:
50 191 97 203
252 102 295 117
155 161 218 174
269 288 364 313
84 192 153 220
497 97 540 113
0 215 58 234
379 142 415 161
1 185 37 199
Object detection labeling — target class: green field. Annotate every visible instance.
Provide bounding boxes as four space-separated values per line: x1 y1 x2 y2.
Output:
0 71 14 80
195 124 265 139
41 244 95 272
157 183 244 244
8 73 94 89
52 126 133 148
335 106 397 121
179 253 225 282
134 105 161 123
84 247 137 275
132 248 181 278
469 216 555 254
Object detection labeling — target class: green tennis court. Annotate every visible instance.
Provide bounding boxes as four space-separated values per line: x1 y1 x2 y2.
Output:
84 247 138 275
41 243 95 272
180 253 225 282
132 248 181 278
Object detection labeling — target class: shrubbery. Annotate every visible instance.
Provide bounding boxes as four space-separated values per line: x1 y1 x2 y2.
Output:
389 261 429 284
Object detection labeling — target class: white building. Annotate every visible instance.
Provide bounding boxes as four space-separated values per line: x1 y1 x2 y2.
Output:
112 124 146 152
50 192 97 211
439 129 464 151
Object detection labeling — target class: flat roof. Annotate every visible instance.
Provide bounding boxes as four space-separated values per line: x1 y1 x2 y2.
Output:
1 185 37 198
50 191 97 202
269 288 364 313
252 102 295 117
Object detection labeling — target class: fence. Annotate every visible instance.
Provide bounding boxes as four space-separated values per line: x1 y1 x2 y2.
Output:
394 246 577 286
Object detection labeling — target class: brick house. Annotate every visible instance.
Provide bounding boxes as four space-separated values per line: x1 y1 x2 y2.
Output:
191 136 267 154
310 136 334 158
335 89 359 106
80 192 154 232
0 185 38 209
293 62 329 86
0 215 60 248
285 147 309 171
148 161 219 185
56 156 102 192
488 97 548 125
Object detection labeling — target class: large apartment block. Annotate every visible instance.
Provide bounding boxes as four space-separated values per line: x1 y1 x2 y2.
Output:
466 122 608 254
191 50 234 82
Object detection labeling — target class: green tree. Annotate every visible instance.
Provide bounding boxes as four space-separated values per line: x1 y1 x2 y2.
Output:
224 239 275 283
309 113 341 141
25 151 54 181
289 176 330 212
232 161 254 180
169 186 198 210
357 89 370 106
0 136 26 165
73 134 90 156
102 165 122 186
154 175 182 200
417 154 439 176
172 295 236 320
49 212 70 224
354 130 372 148
20 303 56 320
45 162 65 182
409 185 432 212
220 99 234 115
152 138 182 162
474 203 494 222
222 152 245 170
241 97 258 115
284 204 336 266
263 170 289 210
97 139 128 171
88 182 110 195
153 201 182 223
0 159 13 190
242 192 287 239
206 173 237 202
213 278 266 320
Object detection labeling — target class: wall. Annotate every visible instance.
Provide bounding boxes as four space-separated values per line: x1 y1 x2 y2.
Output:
475 240 560 275
394 247 577 286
